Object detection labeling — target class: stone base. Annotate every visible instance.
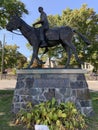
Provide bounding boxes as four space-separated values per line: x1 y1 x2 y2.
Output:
12 69 93 116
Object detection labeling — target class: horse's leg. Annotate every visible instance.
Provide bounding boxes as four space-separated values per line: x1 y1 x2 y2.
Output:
62 44 71 68
27 46 39 68
63 41 82 65
27 53 34 68
65 46 72 68
36 57 46 64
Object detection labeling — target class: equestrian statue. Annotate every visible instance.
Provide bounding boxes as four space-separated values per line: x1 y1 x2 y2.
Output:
6 8 91 68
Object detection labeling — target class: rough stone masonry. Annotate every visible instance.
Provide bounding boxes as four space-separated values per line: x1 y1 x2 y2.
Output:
12 69 93 116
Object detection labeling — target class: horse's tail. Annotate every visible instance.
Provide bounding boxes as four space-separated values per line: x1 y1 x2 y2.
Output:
73 29 91 45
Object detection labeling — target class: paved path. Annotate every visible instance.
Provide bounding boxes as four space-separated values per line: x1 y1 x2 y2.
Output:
87 81 98 92
0 80 16 90
0 79 98 91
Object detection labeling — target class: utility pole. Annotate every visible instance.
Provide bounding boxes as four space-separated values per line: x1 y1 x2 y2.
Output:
1 34 6 79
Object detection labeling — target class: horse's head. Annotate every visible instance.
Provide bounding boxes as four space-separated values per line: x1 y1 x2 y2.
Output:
6 16 21 32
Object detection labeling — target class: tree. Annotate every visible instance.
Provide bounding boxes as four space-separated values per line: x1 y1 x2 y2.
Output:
16 52 28 69
0 0 28 29
48 14 61 28
48 4 98 69
60 4 98 69
0 44 27 71
0 0 28 71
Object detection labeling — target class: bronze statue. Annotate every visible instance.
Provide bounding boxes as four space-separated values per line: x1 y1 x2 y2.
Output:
33 7 49 48
6 15 91 68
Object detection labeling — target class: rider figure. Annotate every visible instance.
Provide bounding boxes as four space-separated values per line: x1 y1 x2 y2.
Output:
33 7 49 47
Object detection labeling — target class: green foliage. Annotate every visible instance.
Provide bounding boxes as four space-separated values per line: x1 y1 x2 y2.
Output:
0 44 27 70
60 4 98 68
15 99 87 130
0 0 28 29
48 14 61 28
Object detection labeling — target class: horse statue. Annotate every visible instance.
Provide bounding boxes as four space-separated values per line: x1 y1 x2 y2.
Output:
6 16 91 68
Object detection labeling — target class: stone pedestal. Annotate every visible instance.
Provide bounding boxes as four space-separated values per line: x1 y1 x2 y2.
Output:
12 69 93 116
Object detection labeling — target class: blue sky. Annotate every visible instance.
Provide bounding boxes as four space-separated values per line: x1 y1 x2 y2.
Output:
0 0 98 58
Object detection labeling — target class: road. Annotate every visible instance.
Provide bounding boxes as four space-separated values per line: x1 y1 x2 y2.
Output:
0 79 98 91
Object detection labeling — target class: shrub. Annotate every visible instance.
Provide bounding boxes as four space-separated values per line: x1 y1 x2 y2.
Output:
15 98 87 130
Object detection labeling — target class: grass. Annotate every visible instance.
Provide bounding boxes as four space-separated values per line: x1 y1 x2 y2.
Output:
0 90 24 130
87 92 98 130
0 90 98 130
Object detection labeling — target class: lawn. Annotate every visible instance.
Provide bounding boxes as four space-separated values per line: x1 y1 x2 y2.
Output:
0 90 98 130
87 92 98 130
0 90 24 130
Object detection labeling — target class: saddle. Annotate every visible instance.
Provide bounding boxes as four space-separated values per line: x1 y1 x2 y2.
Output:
35 26 71 41
45 27 60 41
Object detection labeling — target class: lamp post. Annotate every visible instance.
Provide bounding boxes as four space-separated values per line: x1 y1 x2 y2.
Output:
0 34 6 79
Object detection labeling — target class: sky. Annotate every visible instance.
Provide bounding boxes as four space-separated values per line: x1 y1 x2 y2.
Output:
0 0 98 58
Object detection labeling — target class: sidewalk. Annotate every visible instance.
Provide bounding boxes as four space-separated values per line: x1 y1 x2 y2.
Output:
0 79 16 90
87 80 98 92
0 79 98 91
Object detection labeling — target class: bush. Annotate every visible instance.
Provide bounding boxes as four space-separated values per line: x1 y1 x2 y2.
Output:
15 98 87 130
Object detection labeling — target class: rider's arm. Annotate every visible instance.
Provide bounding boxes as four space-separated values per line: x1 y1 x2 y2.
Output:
33 20 43 26
33 13 46 27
